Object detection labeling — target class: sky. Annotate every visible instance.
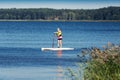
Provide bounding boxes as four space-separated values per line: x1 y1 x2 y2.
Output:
0 0 119 9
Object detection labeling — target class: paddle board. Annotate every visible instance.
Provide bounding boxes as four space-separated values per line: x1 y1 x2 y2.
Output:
41 48 74 51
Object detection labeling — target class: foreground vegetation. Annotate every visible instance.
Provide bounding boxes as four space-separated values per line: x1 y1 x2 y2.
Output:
0 6 120 20
66 42 120 80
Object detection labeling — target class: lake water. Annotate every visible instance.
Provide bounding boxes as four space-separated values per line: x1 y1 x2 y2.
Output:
0 21 120 80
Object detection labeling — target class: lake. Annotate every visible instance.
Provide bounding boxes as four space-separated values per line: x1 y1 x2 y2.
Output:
0 21 120 80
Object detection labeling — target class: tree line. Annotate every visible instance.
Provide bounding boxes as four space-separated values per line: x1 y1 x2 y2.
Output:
0 6 119 20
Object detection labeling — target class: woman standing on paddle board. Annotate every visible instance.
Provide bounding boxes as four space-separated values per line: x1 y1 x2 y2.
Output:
54 28 62 48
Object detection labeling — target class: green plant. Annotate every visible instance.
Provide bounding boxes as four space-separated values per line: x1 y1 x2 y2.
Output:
84 43 120 80
66 43 120 80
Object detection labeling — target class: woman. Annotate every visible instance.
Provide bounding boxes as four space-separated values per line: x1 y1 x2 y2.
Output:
54 28 62 48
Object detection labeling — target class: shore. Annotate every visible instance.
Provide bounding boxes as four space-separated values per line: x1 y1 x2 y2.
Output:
0 19 120 22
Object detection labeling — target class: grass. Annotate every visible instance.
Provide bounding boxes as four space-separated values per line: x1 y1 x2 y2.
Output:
65 42 120 80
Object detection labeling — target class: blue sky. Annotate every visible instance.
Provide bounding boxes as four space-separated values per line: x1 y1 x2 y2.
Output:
0 0 119 9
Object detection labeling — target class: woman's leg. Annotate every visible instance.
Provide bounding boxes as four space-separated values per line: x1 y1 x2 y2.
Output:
58 39 62 48
60 40 62 48
58 40 60 48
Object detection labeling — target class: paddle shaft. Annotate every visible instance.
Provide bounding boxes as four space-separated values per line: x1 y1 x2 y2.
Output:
52 34 55 48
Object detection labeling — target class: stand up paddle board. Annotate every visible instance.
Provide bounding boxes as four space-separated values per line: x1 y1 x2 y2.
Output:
41 48 74 51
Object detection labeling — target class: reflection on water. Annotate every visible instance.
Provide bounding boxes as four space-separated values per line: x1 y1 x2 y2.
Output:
0 47 79 80
57 50 62 58
56 50 64 80
56 66 63 80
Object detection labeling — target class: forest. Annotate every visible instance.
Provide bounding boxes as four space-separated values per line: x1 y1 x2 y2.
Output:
0 6 119 20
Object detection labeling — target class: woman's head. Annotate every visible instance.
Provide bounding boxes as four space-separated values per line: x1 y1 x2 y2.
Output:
57 28 60 31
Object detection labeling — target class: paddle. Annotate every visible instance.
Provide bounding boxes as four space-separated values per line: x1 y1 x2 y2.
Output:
52 34 55 48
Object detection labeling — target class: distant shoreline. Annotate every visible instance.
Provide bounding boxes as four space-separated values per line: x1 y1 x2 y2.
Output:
0 20 120 22
0 7 119 21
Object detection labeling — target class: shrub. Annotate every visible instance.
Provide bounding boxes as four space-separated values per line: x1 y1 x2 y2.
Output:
84 43 120 80
66 43 120 80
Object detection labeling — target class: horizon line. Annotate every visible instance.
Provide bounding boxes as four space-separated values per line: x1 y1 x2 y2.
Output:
0 6 119 10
